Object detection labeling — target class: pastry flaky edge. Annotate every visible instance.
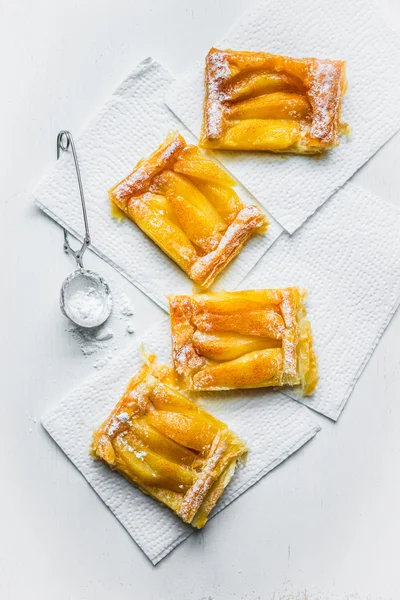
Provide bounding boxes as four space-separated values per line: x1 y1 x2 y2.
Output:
200 47 347 153
168 288 319 396
91 354 248 529
108 132 267 289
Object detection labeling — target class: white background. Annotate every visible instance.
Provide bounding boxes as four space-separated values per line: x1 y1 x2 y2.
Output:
1 0 400 598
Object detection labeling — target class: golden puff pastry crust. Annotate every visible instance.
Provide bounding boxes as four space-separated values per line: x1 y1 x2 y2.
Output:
91 355 247 529
200 48 347 154
169 288 318 396
108 132 268 288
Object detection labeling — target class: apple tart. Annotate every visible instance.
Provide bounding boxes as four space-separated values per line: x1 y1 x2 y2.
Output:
169 288 318 396
200 48 347 153
109 132 267 288
92 355 247 528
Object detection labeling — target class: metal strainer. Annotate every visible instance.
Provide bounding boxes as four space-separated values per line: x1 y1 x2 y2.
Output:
57 131 112 328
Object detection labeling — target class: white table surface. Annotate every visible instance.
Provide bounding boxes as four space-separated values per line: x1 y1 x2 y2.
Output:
2 1 400 598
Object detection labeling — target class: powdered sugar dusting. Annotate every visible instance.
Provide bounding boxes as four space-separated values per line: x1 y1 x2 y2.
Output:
309 61 341 142
134 450 147 460
114 134 183 200
114 166 149 201
159 136 183 163
128 382 150 413
205 51 231 139
107 417 121 437
279 290 294 328
175 342 203 371
117 412 130 423
179 433 229 520
190 206 264 284
118 437 147 461
282 332 297 377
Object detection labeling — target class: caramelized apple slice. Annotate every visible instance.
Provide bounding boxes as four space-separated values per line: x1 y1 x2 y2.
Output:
193 348 284 389
161 172 226 252
192 290 282 313
113 436 173 489
114 438 191 493
129 419 197 467
167 195 221 253
221 119 300 151
194 309 285 338
150 382 198 412
192 331 281 361
128 193 197 272
123 432 195 489
148 410 222 452
160 171 226 228
174 145 236 187
142 192 177 222
225 70 301 101
194 181 244 224
230 92 310 120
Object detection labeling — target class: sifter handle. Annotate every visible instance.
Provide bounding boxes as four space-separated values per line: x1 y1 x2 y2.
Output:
56 130 91 268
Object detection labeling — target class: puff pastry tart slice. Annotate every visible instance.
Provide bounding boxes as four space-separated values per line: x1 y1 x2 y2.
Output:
169 288 318 396
109 132 268 288
91 355 247 529
200 48 347 154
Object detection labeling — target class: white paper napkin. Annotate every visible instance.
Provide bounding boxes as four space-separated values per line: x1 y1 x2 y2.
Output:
166 0 400 234
240 182 400 420
33 58 282 311
42 319 319 565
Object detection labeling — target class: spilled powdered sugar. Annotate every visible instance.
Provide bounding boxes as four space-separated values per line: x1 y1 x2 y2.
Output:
93 327 114 342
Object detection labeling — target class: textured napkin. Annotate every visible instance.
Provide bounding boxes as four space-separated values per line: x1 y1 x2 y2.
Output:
33 58 282 311
42 319 319 565
166 0 400 234
240 182 400 420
